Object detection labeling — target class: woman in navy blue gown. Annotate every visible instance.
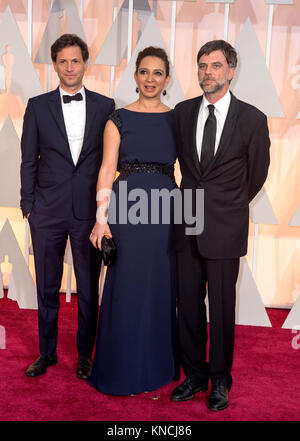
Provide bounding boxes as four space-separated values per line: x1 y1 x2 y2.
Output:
88 47 178 395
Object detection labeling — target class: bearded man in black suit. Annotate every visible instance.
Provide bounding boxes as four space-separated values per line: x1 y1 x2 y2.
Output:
170 40 270 411
20 34 114 379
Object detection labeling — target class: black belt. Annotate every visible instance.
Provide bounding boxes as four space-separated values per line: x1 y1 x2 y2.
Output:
118 162 174 180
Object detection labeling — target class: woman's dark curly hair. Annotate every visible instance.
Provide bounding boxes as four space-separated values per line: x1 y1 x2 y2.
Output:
136 46 170 77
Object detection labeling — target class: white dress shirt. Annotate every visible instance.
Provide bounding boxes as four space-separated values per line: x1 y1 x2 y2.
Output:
60 86 86 165
196 90 231 161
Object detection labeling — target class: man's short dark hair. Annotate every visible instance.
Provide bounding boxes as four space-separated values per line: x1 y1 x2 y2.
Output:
51 34 89 62
197 40 237 68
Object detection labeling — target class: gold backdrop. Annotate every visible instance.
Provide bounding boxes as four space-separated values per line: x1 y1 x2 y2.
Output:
0 0 299 309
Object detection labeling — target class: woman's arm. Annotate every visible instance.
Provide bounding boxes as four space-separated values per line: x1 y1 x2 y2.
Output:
90 119 120 249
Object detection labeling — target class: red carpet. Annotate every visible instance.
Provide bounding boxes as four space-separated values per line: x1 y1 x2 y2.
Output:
0 290 299 422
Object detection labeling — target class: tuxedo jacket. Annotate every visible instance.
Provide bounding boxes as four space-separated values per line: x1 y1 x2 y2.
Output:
174 92 270 259
20 87 115 220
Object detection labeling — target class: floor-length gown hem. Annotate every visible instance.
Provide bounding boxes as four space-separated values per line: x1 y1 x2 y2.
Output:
88 373 175 397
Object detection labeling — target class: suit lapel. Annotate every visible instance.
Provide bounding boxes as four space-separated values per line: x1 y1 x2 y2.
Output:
188 97 202 176
76 87 98 166
83 88 97 146
48 87 68 143
48 88 75 164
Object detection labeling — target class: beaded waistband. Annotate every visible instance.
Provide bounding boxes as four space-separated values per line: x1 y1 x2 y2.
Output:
118 162 174 179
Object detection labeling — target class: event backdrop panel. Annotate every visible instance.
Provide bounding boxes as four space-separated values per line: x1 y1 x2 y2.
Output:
0 1 299 321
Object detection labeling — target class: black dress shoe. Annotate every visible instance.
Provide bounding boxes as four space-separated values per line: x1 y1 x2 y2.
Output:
77 356 92 380
207 380 229 411
170 377 208 402
25 353 58 377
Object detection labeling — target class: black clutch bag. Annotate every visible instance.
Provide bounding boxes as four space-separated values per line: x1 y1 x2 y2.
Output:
99 235 116 266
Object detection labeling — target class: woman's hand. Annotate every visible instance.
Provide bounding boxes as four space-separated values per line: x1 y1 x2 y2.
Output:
89 223 112 250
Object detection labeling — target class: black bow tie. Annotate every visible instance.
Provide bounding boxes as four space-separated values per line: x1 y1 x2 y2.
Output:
63 93 83 104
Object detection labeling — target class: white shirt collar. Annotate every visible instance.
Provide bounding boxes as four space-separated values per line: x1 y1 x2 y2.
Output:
202 90 231 117
59 85 85 99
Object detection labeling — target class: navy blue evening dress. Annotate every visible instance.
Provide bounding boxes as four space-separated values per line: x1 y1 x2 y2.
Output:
89 108 177 395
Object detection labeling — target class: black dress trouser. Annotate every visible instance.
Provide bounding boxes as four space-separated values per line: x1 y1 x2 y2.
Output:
29 210 101 358
176 235 240 390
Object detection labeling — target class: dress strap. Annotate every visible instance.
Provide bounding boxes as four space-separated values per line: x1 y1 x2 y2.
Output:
108 110 122 134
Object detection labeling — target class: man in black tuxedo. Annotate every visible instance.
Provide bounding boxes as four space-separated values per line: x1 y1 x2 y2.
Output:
170 40 270 410
20 34 114 379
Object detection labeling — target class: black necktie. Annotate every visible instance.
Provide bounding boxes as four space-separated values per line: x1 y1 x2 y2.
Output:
200 104 216 173
63 93 83 104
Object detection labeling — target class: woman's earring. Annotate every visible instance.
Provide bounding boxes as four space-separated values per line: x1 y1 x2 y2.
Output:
136 87 139 93
162 90 167 96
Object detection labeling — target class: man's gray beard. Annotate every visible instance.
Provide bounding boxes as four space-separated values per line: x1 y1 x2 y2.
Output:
199 80 226 95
